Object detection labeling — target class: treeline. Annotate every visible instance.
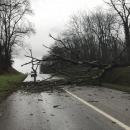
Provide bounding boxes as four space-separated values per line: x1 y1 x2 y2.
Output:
40 0 130 74
0 0 34 72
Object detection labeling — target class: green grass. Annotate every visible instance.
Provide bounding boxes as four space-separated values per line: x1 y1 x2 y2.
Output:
0 73 26 102
102 67 130 92
102 83 130 93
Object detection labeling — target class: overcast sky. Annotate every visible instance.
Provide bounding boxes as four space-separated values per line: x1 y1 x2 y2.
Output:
13 0 105 73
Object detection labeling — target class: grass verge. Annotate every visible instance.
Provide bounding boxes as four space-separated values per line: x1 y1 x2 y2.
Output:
0 73 26 103
102 83 130 93
102 67 130 93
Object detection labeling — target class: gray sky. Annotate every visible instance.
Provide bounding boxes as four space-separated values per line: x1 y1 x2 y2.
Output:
13 0 105 73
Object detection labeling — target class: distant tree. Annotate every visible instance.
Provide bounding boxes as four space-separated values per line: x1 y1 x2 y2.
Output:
85 11 123 63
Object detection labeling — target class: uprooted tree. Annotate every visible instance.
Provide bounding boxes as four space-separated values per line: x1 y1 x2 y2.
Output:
22 1 129 86
40 35 124 85
39 10 129 85
40 10 126 83
22 30 126 86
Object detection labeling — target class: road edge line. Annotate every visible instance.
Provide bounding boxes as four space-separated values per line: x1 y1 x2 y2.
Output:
64 89 130 130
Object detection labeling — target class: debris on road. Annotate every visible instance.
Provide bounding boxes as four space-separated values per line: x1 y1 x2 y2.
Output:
0 113 2 117
50 114 55 116
30 113 34 116
53 105 61 108
38 99 43 101
87 100 99 103
112 121 116 124
21 79 67 93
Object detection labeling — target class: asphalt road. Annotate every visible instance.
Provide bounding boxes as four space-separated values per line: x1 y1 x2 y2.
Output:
0 75 130 130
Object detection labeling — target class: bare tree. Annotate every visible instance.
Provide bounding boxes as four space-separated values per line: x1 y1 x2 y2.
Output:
0 0 35 71
53 11 122 65
83 11 123 63
106 0 130 64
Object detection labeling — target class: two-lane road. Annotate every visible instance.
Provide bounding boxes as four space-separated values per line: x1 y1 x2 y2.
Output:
0 74 130 130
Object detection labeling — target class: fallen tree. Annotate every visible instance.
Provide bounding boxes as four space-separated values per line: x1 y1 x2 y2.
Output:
22 34 128 87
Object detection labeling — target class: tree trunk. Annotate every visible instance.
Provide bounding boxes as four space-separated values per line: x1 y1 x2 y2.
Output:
125 27 130 64
34 76 36 84
126 37 130 64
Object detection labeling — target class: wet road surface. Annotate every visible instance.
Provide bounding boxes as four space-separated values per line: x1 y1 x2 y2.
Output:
0 85 130 130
